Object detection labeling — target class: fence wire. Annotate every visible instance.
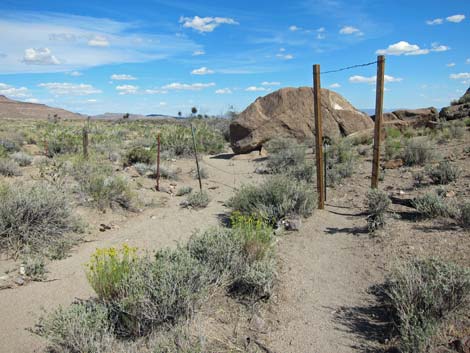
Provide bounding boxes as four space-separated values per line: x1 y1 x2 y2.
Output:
320 61 378 75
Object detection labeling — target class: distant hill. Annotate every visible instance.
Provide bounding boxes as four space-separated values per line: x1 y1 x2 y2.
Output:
91 112 177 121
0 95 85 120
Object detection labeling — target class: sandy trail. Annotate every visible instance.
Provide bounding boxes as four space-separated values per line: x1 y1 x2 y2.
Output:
0 155 379 353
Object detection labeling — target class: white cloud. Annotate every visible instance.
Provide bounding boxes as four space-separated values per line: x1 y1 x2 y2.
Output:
162 82 216 91
426 18 443 25
116 84 139 95
329 83 341 88
446 63 456 67
68 71 82 76
466 58 470 64
446 14 465 23
339 26 363 35
349 75 403 84
261 81 281 86
0 83 30 98
276 53 294 60
111 74 137 80
191 67 215 75
144 89 167 94
192 50 205 56
23 48 60 65
376 40 429 55
450 73 470 80
88 35 110 47
25 98 39 103
179 16 238 33
159 102 167 106
38 82 102 95
215 88 232 94
431 43 450 52
87 99 97 103
289 25 300 31
279 47 286 52
245 86 268 92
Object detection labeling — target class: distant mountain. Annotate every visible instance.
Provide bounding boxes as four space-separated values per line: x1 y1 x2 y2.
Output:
91 112 177 120
0 95 84 120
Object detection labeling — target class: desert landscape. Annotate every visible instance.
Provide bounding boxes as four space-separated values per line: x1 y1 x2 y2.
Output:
1 2 470 353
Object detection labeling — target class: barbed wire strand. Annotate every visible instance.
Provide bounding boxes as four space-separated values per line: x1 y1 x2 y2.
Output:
320 61 378 75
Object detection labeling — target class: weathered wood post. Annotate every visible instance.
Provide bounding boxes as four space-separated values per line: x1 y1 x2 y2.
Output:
313 64 325 209
155 132 161 191
371 55 385 189
82 127 89 159
191 124 203 192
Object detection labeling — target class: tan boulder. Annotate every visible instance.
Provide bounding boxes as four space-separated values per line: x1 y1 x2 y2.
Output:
230 87 373 154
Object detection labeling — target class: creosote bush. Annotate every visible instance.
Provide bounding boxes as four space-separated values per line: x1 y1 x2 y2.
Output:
383 259 470 353
366 189 391 232
228 174 316 224
425 161 460 185
402 138 436 166
0 158 22 176
124 146 154 166
0 182 82 257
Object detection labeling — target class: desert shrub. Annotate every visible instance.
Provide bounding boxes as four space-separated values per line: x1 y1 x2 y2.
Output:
357 145 370 156
285 161 316 183
447 120 465 139
45 129 82 157
464 117 470 127
367 189 391 232
386 127 402 139
402 138 436 166
384 138 402 161
133 163 149 176
412 192 457 218
124 146 154 166
86 245 138 301
413 170 427 187
191 166 208 180
36 301 112 353
149 164 179 180
176 186 192 196
107 248 209 337
22 254 47 281
383 259 470 353
228 174 316 224
0 138 21 153
0 182 82 256
459 202 470 229
10 151 33 166
350 134 373 146
425 161 460 185
265 137 307 173
0 158 22 176
185 191 209 209
325 139 356 186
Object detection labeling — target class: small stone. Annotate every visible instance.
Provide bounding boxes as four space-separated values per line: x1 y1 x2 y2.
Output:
14 277 25 286
19 265 26 276
150 215 157 219
285 218 302 231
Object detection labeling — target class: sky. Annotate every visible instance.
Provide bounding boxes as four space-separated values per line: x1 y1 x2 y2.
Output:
0 0 469 116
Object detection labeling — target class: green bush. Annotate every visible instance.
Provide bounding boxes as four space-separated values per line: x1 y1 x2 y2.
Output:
366 189 391 232
124 146 154 166
36 301 112 353
44 128 82 157
412 192 457 218
383 259 470 353
426 161 460 185
22 254 47 281
228 174 316 224
176 186 192 196
384 138 402 161
325 139 356 186
265 137 307 173
0 158 22 176
0 182 82 257
149 164 179 180
402 138 436 166
10 152 33 166
191 166 208 180
185 191 210 209
0 138 21 153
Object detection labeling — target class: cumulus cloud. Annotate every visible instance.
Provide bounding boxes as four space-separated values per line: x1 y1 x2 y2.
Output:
68 71 82 76
449 73 470 80
289 25 300 31
38 82 102 95
447 63 456 67
191 67 215 75
0 83 30 98
245 86 268 92
111 74 137 80
23 48 60 65
431 43 450 52
88 35 110 47
329 83 341 88
375 41 449 56
426 18 443 25
179 16 238 33
162 82 216 91
261 81 281 86
276 53 294 60
116 85 139 95
349 75 403 84
192 50 205 56
339 26 363 35
215 88 232 94
446 14 465 23
144 88 168 94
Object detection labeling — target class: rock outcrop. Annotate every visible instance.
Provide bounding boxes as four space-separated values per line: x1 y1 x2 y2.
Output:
440 88 470 120
230 87 373 154
376 107 439 128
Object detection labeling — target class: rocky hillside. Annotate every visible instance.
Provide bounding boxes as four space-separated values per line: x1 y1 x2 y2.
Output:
230 87 374 154
0 95 85 120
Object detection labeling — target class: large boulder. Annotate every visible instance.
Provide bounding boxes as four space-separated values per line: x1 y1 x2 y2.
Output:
375 107 439 128
440 88 470 120
230 87 373 154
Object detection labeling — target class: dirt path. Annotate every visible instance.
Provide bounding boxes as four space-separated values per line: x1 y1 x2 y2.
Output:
264 206 383 353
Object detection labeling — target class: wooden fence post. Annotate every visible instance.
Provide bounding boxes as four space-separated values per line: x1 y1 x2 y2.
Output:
371 55 386 189
82 127 89 159
313 64 325 209
155 132 161 191
191 124 203 192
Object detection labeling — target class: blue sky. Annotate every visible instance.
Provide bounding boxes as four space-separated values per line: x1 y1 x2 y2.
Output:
0 0 469 116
